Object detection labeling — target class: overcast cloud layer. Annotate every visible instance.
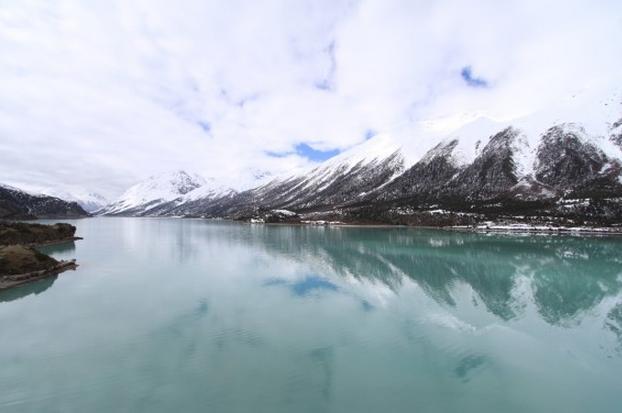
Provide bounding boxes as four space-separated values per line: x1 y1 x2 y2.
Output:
1 0 621 198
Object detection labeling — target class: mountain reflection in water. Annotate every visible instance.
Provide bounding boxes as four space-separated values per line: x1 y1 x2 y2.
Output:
1 218 621 413
228 225 622 331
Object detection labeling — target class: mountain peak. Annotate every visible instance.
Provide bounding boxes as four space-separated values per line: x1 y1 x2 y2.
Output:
99 170 207 216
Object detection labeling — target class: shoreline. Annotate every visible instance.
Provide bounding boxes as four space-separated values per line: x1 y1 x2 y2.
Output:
45 215 622 236
0 260 78 291
215 218 622 235
447 225 622 236
27 236 82 247
0 222 81 291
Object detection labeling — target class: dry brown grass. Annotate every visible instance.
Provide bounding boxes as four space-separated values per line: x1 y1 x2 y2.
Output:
0 245 58 276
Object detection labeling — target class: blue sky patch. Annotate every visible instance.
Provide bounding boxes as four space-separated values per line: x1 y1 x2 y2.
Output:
460 66 488 88
291 276 338 296
314 79 333 91
364 129 377 140
295 143 340 162
265 142 340 162
263 276 338 296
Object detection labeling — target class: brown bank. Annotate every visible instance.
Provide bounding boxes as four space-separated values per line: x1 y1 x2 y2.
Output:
0 222 79 290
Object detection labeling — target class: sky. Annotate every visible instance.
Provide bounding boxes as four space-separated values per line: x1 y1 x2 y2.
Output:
1 0 621 199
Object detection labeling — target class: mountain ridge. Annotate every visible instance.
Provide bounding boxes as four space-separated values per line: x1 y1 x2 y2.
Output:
95 91 622 226
0 184 89 219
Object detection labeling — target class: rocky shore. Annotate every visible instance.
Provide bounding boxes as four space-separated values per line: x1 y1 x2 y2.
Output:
0 222 79 290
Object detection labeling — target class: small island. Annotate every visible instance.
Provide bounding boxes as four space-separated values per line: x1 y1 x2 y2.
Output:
0 222 79 290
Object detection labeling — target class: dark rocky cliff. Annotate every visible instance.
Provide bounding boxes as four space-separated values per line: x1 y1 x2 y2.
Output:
534 124 622 197
0 186 88 219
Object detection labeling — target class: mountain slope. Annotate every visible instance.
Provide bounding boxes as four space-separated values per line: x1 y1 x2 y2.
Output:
249 134 405 211
367 90 622 208
99 171 206 216
157 134 408 218
0 184 88 219
534 123 622 197
144 179 238 217
103 90 622 226
42 190 108 213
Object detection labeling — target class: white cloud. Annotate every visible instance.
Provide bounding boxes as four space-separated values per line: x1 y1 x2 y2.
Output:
1 0 621 198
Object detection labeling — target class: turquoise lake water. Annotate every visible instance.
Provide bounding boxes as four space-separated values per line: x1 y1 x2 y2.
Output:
1 218 621 412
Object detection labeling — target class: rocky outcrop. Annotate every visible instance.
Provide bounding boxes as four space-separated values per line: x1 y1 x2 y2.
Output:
611 118 622 148
534 124 621 197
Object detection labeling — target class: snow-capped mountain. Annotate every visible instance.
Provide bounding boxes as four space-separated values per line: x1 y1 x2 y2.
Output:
42 189 108 213
149 134 407 218
242 133 406 210
102 89 622 226
98 171 207 216
362 91 622 225
143 178 238 217
0 184 88 219
376 90 622 206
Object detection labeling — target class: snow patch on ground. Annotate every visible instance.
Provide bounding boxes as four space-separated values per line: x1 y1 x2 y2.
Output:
271 209 297 216
457 222 622 234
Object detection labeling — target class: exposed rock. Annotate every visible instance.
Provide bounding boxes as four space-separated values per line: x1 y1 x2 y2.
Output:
373 140 461 204
534 124 621 197
444 127 521 201
611 118 622 149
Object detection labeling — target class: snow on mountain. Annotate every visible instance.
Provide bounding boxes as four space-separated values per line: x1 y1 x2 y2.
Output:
372 88 622 210
42 189 108 213
318 133 405 170
237 133 406 211
436 117 507 167
0 183 88 219
265 133 404 192
100 87 622 225
415 88 622 181
177 179 237 203
508 88 622 174
99 170 206 216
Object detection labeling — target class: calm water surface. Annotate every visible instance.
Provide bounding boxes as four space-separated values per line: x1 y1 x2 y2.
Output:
1 218 621 412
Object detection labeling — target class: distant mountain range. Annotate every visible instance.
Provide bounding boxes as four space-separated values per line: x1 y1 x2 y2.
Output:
91 91 622 227
4 91 622 226
41 190 108 213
